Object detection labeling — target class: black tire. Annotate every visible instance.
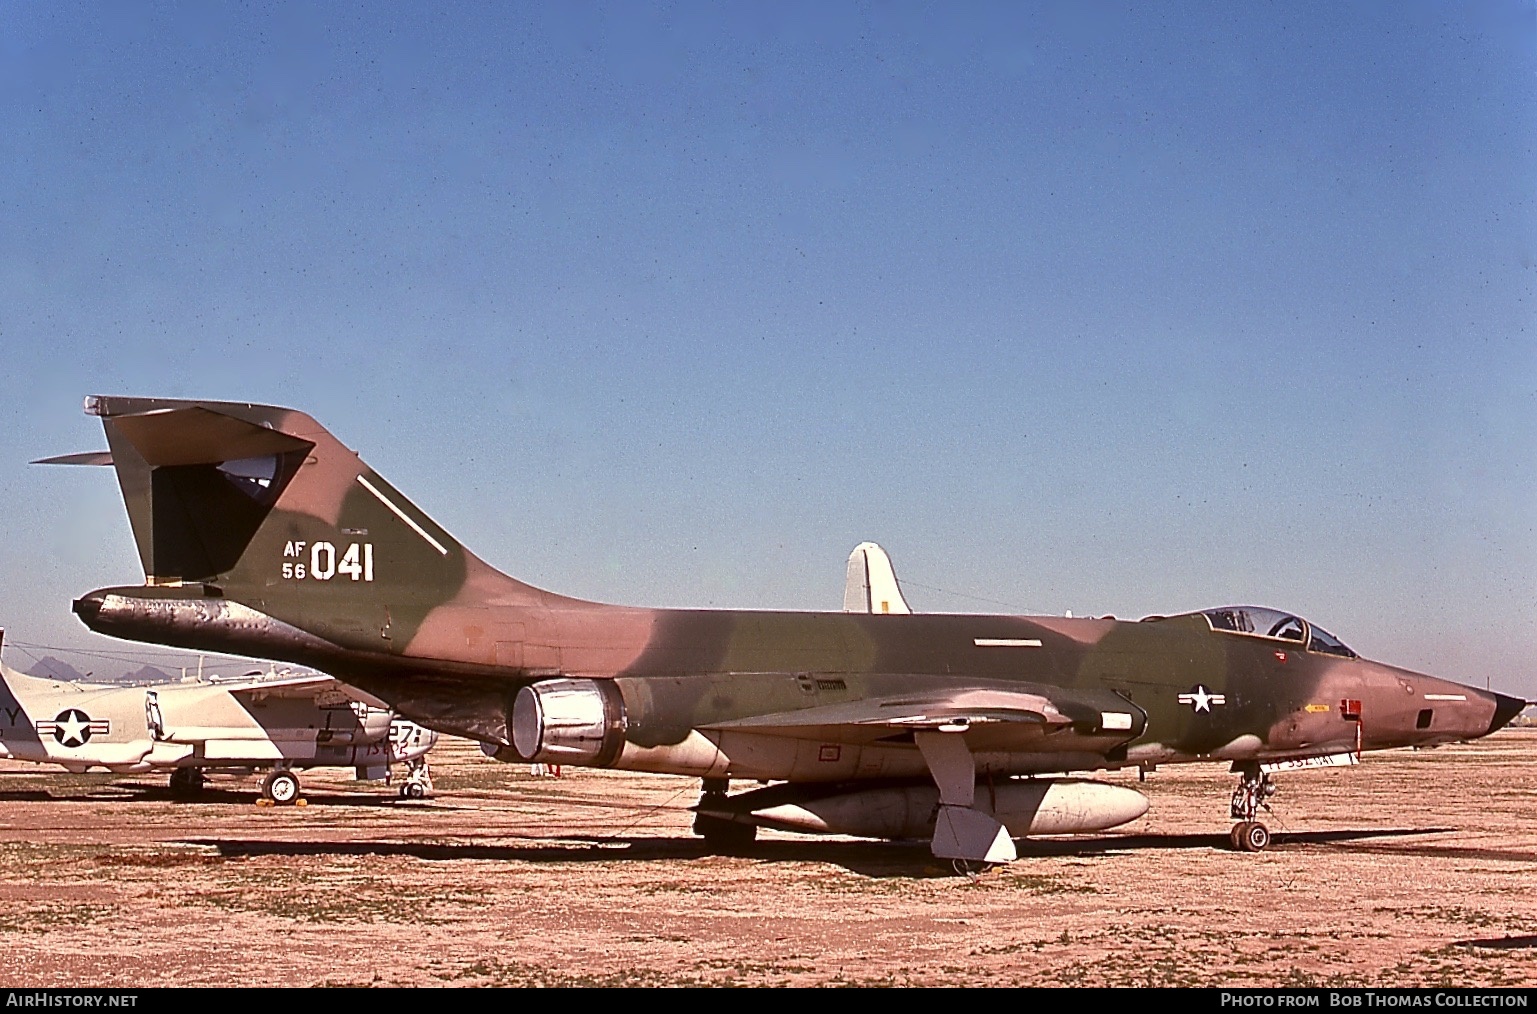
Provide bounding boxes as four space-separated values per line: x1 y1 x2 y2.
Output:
693 813 757 850
1240 822 1271 852
406 783 426 800
1229 821 1251 851
169 768 205 797
264 770 300 805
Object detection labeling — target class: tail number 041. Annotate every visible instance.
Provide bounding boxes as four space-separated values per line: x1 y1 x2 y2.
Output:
281 541 375 582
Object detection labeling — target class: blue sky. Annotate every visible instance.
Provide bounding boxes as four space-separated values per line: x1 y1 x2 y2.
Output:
1 2 1533 697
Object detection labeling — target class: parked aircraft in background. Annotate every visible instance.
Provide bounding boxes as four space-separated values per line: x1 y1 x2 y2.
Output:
842 542 911 615
43 397 1528 868
0 630 436 802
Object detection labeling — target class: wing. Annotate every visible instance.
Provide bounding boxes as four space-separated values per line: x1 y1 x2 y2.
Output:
703 683 1146 754
224 673 391 710
32 451 114 466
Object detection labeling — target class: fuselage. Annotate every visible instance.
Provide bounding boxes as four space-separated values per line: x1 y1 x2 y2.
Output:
73 583 1521 782
57 394 1524 787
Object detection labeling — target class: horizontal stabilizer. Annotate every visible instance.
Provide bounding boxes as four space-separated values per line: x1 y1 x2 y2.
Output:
103 405 313 467
33 451 114 466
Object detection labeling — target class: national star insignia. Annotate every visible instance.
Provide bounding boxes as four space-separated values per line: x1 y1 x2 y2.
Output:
38 708 109 747
1177 685 1227 713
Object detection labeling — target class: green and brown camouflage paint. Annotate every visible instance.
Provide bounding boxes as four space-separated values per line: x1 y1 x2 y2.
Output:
58 397 1524 786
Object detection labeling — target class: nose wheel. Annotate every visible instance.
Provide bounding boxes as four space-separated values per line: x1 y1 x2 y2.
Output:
1229 820 1271 852
1228 764 1277 852
396 757 433 800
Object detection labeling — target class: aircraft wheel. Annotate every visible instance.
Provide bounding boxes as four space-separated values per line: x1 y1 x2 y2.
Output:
406 783 426 800
264 770 300 806
1239 821 1271 852
169 768 205 798
1229 822 1251 851
693 813 757 851
952 859 997 878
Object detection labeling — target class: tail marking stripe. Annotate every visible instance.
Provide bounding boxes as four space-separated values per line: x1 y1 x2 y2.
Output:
356 475 449 556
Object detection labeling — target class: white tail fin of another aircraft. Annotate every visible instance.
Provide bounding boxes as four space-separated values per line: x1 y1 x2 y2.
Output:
843 542 912 615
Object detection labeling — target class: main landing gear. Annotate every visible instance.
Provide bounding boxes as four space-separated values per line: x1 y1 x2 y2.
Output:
692 778 758 851
1229 763 1277 852
261 768 301 805
168 767 205 798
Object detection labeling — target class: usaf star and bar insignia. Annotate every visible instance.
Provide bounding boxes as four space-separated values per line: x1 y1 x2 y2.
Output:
36 708 110 747
1177 685 1227 713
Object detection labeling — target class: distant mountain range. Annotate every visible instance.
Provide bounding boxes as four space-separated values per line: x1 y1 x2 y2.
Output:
22 655 175 684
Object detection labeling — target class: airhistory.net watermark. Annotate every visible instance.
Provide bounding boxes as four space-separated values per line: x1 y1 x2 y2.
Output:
4 995 137 1008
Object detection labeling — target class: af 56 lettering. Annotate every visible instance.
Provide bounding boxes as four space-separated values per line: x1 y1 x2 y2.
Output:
282 541 374 581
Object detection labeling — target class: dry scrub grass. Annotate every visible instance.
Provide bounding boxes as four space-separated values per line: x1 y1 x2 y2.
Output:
0 731 1532 987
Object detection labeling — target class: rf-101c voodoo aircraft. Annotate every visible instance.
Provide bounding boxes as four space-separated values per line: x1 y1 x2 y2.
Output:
41 396 1526 867
0 630 436 802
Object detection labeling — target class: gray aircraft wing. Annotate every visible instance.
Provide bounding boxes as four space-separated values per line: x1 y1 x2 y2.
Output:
217 672 391 710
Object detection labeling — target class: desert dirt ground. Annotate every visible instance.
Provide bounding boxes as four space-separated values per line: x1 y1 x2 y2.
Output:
0 730 1532 988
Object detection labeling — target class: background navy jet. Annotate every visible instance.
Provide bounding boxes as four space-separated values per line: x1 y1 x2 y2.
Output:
0 630 436 802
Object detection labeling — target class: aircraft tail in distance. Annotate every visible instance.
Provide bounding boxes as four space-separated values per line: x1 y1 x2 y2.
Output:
842 542 911 615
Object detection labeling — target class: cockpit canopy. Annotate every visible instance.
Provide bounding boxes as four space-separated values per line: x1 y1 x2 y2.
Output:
1194 606 1356 658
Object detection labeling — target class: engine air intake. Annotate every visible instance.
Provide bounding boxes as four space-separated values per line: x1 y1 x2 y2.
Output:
511 678 626 766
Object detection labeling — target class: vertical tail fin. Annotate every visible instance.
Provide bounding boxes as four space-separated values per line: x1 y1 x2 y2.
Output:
43 396 471 590
842 542 912 615
40 396 550 657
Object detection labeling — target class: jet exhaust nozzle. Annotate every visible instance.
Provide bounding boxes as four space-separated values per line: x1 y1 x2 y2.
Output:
70 587 340 660
72 593 104 626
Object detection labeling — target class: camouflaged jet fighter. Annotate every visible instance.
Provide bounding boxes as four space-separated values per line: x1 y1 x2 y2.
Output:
0 629 437 802
42 396 1527 867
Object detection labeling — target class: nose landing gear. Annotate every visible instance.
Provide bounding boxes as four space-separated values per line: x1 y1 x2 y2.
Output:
396 757 433 800
1229 764 1277 852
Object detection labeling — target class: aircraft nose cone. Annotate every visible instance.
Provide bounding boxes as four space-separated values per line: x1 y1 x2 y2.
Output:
1487 692 1529 736
72 592 104 626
